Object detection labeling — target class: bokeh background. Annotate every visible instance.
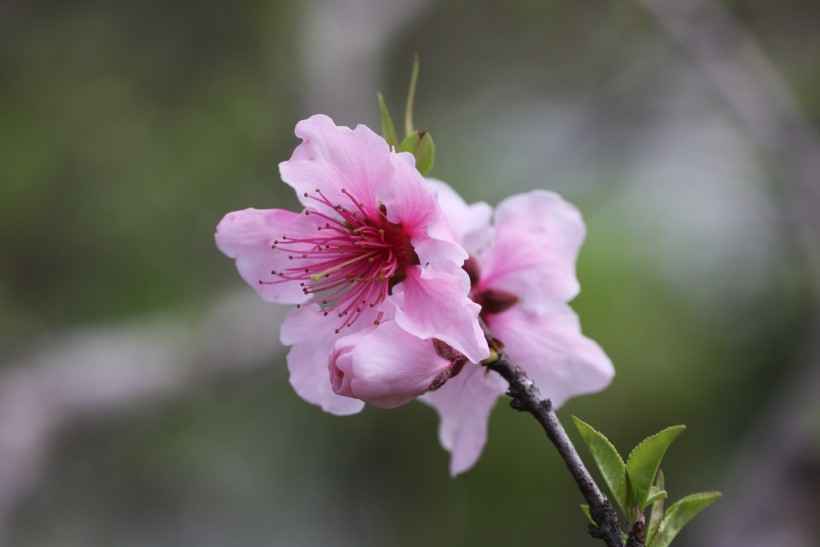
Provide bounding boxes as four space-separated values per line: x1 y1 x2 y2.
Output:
2 0 819 545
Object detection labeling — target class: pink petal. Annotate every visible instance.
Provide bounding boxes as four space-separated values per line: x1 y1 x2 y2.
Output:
215 208 313 304
381 152 439 232
425 178 493 255
329 321 452 409
280 304 366 415
383 155 468 269
486 305 614 408
279 114 393 211
411 234 470 273
480 190 586 311
420 363 506 476
391 264 489 364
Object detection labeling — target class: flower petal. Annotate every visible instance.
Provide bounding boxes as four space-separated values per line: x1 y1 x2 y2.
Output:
420 363 506 476
330 321 452 409
391 264 489 364
381 152 439 231
381 155 468 269
215 208 312 304
480 190 586 310
425 178 493 255
279 114 393 211
486 305 614 408
280 304 366 415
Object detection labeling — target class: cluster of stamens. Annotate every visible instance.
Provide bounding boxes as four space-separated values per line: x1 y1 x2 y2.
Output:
260 187 415 333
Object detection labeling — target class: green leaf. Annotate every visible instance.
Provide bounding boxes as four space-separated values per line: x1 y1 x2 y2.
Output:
377 92 399 149
645 485 668 507
580 504 595 525
572 416 628 515
645 470 666 547
650 491 721 547
404 53 420 137
626 425 685 509
398 131 435 176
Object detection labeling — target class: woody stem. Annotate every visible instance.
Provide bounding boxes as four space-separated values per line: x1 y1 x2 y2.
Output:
480 323 630 547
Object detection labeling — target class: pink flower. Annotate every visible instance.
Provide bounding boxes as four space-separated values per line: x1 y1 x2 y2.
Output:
216 115 488 414
421 180 615 476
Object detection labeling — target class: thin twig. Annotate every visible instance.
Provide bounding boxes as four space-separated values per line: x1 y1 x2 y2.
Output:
481 331 629 546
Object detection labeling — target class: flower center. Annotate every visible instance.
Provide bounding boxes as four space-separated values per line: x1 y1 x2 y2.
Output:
262 187 418 333
464 255 520 319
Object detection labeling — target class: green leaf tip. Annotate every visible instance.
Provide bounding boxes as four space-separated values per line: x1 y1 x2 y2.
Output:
572 416 628 516
645 485 668 507
380 55 433 175
580 504 595 525
377 92 399 149
648 491 721 547
626 425 686 510
404 53 420 137
398 130 435 176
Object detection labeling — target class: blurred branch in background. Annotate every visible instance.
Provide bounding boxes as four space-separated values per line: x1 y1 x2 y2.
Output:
0 293 286 541
633 0 820 545
634 0 820 299
0 0 434 543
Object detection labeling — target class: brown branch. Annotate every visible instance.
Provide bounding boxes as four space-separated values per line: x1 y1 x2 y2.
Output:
481 339 630 547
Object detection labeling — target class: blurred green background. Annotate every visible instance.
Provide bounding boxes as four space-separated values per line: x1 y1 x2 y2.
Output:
2 0 819 545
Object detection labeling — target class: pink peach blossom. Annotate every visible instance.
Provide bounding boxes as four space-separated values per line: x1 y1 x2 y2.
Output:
422 180 614 476
216 116 488 414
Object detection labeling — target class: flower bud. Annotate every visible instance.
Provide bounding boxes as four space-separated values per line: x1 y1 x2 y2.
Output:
329 322 459 409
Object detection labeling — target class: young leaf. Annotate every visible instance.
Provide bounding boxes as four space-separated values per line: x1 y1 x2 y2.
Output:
650 491 722 547
398 131 435 176
645 485 668 507
580 504 595 525
404 53 420 137
377 92 399 149
572 416 628 515
645 470 666 547
626 425 685 509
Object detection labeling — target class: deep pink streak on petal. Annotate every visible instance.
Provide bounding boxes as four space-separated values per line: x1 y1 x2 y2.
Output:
279 114 394 211
487 305 614 409
391 264 489 364
420 363 506 476
215 208 312 304
425 178 493 255
331 321 452 409
479 190 586 311
280 304 366 415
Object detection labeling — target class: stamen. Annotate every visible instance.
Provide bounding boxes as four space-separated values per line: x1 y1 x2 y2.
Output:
309 251 378 282
259 186 414 333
